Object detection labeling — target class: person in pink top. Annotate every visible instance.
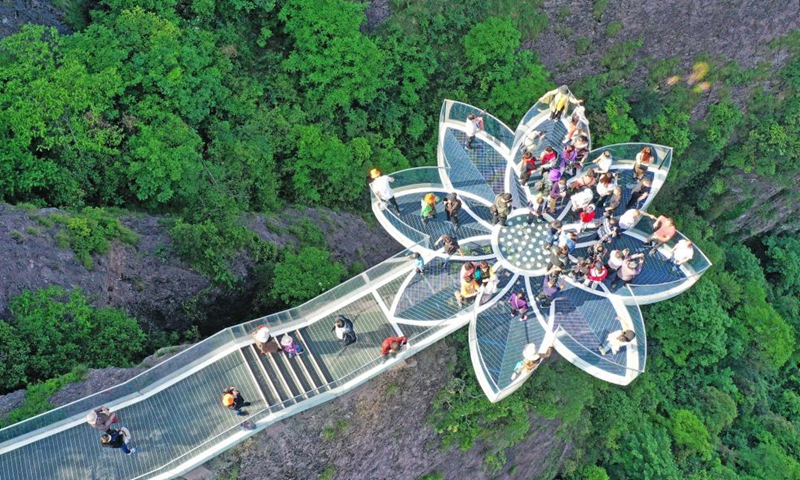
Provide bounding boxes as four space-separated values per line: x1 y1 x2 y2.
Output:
646 215 677 255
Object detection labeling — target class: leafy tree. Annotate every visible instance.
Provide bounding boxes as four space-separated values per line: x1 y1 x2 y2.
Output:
669 409 713 461
269 247 346 305
0 322 29 391
597 87 639 146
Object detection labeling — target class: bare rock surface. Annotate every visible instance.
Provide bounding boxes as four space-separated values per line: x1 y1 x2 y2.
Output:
0 0 68 39
0 204 401 334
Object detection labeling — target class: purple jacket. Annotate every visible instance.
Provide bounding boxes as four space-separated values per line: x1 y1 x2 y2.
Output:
542 275 562 298
549 182 565 199
510 295 528 311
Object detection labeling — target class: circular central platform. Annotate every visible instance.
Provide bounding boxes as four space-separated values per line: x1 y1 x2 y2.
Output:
492 211 551 275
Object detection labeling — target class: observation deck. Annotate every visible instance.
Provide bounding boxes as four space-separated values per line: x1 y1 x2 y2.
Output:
0 92 709 479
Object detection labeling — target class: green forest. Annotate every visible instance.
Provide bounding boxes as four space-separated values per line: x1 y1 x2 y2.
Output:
1 0 799 478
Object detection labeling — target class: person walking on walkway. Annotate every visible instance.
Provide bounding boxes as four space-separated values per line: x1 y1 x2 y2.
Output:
599 319 636 356
491 193 513 226
381 336 408 356
411 252 425 275
222 387 251 416
464 113 484 150
444 192 462 230
420 193 439 224
369 169 401 214
332 316 357 347
281 335 305 359
510 292 529 321
100 427 136 456
434 234 465 258
252 325 282 355
86 406 121 432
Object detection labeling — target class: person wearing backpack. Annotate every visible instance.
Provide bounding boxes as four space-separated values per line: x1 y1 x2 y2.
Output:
332 316 357 347
100 427 136 456
86 406 121 432
444 192 462 230
434 234 465 258
491 193 513 227
280 335 305 359
222 387 251 416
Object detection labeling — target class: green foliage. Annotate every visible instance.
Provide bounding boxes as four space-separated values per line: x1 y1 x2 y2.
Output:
53 208 138 270
318 466 337 480
416 473 445 480
592 0 608 20
321 419 350 442
575 37 592 55
606 21 623 37
269 247 346 305
597 88 639 146
464 18 521 68
0 366 87 427
3 287 145 392
669 409 713 461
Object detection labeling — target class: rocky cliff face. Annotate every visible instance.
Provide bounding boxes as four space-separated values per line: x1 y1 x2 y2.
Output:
0 204 401 333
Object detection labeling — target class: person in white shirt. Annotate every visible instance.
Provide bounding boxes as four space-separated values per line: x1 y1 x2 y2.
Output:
369 169 401 214
665 239 694 273
564 102 587 143
618 209 644 231
464 113 484 150
592 150 613 174
599 316 636 355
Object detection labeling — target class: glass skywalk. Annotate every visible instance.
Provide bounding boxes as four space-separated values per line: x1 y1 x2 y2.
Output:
0 90 709 479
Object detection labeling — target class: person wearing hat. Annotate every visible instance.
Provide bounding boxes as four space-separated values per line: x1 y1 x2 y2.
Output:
86 406 120 432
280 334 304 359
491 193 513 226
380 336 408 356
511 343 552 380
252 325 282 355
100 427 136 456
369 169 401 215
222 387 251 416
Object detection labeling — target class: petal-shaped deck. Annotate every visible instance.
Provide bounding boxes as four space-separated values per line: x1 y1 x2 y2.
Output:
370 94 710 401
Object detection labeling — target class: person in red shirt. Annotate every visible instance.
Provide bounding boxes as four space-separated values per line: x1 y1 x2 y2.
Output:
584 262 608 290
579 204 597 231
381 336 408 356
519 151 538 185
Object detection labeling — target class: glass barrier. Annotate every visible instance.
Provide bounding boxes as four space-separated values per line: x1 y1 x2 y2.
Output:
0 329 236 444
555 326 644 375
132 303 471 479
442 100 515 150
383 166 447 192
441 129 497 204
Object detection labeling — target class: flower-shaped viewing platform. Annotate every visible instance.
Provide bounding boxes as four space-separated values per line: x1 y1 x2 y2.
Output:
0 91 709 480
370 93 711 401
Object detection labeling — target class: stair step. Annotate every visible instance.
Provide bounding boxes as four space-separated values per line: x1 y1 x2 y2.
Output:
241 346 279 407
295 330 335 385
260 354 296 406
271 353 305 400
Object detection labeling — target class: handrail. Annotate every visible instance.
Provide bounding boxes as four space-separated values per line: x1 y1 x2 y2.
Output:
133 299 476 479
554 325 644 374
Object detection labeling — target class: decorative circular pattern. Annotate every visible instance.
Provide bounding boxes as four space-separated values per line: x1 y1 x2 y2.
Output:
494 212 551 274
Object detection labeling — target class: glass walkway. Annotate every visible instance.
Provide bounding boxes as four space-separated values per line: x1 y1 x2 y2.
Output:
0 91 710 479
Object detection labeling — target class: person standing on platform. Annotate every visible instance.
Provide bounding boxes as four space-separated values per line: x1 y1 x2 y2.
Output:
444 192 462 230
86 406 121 432
381 336 408 356
100 427 136 456
369 169 401 214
